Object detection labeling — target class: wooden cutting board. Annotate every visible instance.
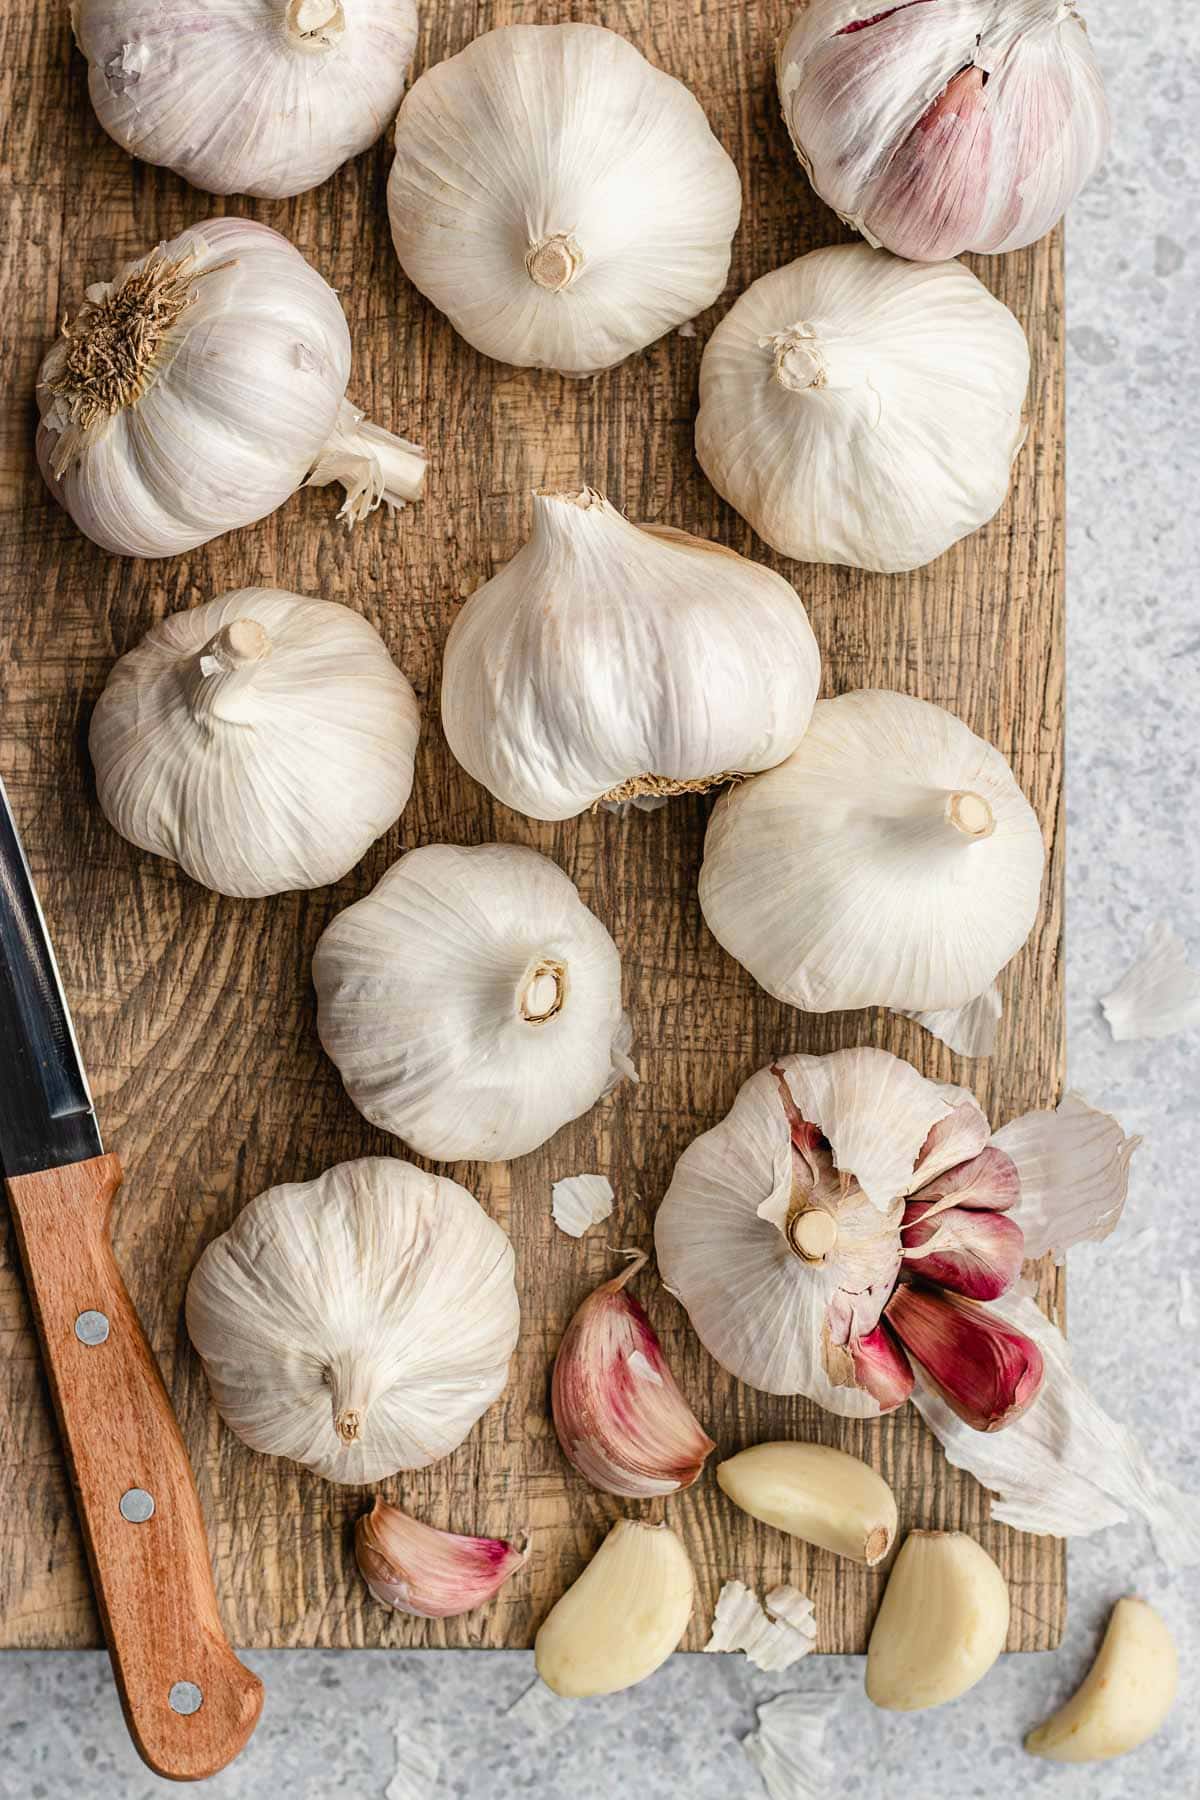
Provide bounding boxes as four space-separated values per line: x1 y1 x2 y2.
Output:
0 0 1064 1652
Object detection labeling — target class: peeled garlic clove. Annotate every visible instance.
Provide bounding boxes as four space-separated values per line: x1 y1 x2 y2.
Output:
552 1252 715 1499
885 1283 1044 1432
534 1520 694 1698
717 1441 897 1566
901 1204 1026 1301
867 1530 1010 1712
847 1323 914 1413
1025 1597 1178 1763
356 1498 528 1620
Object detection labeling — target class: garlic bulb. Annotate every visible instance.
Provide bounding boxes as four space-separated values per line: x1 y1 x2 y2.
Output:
655 1048 1045 1429
38 217 426 558
186 1157 519 1484
314 843 634 1161
355 1498 527 1619
73 0 419 199
778 1 1110 263
700 690 1044 1013
695 245 1029 572
387 23 742 376
90 588 419 898
441 488 821 821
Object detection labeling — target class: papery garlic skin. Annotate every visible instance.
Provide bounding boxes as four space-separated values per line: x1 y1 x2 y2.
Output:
696 245 1029 573
73 0 419 199
90 588 419 898
186 1157 519 1484
716 1441 897 1566
355 1497 527 1620
388 23 742 376
778 1 1110 262
441 489 821 821
534 1520 694 1697
314 844 633 1162
866 1530 1010 1712
1025 1598 1178 1763
700 691 1045 1013
38 218 425 558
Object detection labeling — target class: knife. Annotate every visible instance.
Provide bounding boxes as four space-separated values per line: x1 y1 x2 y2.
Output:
0 777 263 1781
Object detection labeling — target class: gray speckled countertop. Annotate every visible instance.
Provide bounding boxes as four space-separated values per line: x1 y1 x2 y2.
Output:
3 4 1197 1796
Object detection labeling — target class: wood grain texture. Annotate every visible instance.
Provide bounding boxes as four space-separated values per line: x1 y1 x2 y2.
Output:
0 0 1065 1653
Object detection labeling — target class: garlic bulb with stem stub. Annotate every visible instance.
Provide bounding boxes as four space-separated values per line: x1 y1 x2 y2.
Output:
699 689 1045 1014
186 1157 519 1485
73 0 419 199
38 217 426 558
777 0 1110 263
440 488 821 821
388 23 742 377
355 1498 528 1620
90 588 420 899
696 244 1030 572
314 843 635 1162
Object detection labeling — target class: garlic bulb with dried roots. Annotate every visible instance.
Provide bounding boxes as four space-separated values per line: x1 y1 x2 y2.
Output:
314 843 634 1162
441 488 821 820
700 690 1044 1013
655 1048 1045 1430
90 588 419 898
387 23 742 376
38 217 426 558
186 1158 519 1484
356 1498 527 1619
778 1 1110 263
73 0 419 199
696 245 1029 572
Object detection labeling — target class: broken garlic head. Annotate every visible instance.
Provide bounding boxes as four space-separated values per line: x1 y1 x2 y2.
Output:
1025 1597 1178 1764
867 1530 1009 1712
717 1440 897 1566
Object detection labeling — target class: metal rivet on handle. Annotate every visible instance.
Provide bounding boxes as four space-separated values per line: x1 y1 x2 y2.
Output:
119 1488 155 1523
74 1310 110 1345
169 1682 204 1716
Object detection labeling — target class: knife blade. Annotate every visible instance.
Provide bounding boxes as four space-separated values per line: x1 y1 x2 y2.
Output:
0 777 262 1780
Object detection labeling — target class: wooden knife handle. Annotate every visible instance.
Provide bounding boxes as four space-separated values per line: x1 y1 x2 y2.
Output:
6 1154 263 1781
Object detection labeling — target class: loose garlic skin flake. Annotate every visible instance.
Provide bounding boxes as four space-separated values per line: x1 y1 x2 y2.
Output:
72 0 419 199
696 245 1029 573
717 1441 897 1566
387 23 742 376
866 1530 1010 1712
441 489 821 821
1025 1597 1178 1764
534 1520 695 1698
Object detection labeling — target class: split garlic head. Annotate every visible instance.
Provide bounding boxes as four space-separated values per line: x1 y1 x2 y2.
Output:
73 0 419 199
90 588 419 898
186 1157 520 1484
700 690 1044 1013
696 245 1029 573
314 843 633 1162
656 1048 1044 1429
441 489 821 821
37 217 426 558
778 0 1110 262
387 23 742 376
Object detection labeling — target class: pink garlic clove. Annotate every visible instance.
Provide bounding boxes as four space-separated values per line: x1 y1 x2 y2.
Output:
849 1322 915 1412
907 1145 1021 1222
356 1497 527 1619
885 1283 1044 1432
911 1097 992 1189
901 1203 1026 1301
552 1251 716 1499
862 64 993 263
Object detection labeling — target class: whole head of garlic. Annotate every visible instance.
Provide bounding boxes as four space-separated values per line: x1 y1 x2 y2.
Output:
38 217 425 558
186 1157 520 1484
655 1047 1045 1430
73 0 419 199
699 690 1044 1014
387 23 742 376
441 488 821 821
90 588 420 898
778 1 1110 263
314 843 634 1162
696 244 1030 573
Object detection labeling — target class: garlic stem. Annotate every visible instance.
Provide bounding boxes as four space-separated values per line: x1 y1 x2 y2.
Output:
519 958 567 1023
200 620 271 676
526 234 585 292
786 1208 837 1263
186 620 272 726
285 0 346 50
765 324 828 393
305 400 427 525
946 790 996 841
328 1350 376 1446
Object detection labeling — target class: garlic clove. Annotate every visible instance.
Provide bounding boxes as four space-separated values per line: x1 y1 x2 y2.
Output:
717 1440 897 1566
847 1323 914 1413
1024 1597 1179 1763
909 1093 993 1190
905 1144 1021 1220
901 1204 1026 1301
885 1283 1044 1432
534 1520 694 1698
552 1252 715 1499
866 1530 1010 1712
355 1497 527 1619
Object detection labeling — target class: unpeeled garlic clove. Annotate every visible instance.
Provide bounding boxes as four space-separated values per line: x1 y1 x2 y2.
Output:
355 1497 528 1619
901 1204 1026 1301
1025 1596 1178 1763
847 1323 914 1413
534 1519 695 1697
866 1530 1010 1712
717 1440 897 1567
885 1282 1044 1432
906 1144 1020 1216
552 1252 715 1498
